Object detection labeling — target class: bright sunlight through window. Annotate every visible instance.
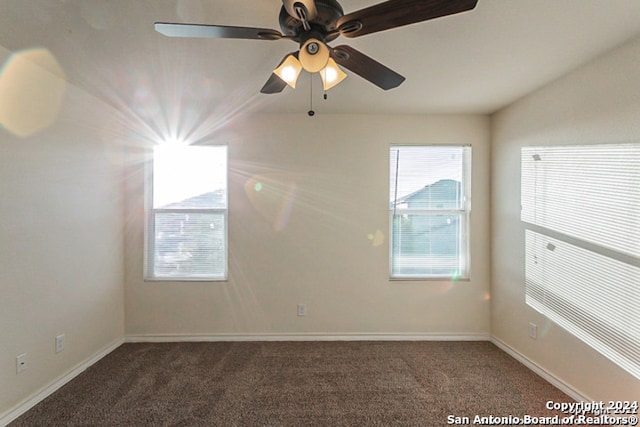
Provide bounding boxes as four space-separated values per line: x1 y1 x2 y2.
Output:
145 145 228 281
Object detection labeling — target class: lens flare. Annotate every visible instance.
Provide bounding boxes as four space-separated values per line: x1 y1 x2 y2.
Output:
245 174 297 231
0 48 67 137
367 230 385 247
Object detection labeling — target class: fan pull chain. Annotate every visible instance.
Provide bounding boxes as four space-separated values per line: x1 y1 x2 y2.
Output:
308 73 315 117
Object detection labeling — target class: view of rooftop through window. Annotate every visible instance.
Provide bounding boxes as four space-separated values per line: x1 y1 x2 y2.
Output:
390 145 465 204
389 146 471 279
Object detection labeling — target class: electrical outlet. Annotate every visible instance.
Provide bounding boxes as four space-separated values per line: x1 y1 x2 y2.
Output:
297 303 307 317
16 353 27 374
528 322 538 340
55 334 65 353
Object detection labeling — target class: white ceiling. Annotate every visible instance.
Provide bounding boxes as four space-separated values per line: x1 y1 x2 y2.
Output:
1 0 640 116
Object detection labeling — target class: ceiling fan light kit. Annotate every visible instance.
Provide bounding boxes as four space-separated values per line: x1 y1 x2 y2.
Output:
273 51 346 91
155 0 479 95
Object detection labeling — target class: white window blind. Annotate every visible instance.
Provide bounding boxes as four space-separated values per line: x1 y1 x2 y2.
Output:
522 143 640 379
146 145 228 280
389 146 471 279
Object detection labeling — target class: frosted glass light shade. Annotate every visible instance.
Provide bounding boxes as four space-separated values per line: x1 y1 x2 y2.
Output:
273 54 303 88
299 38 330 73
320 58 347 91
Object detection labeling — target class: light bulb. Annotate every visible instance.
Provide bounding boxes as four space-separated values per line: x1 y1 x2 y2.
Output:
273 54 303 89
280 65 298 83
320 58 347 91
324 66 338 83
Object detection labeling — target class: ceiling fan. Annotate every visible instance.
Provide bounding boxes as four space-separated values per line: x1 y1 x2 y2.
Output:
155 0 478 94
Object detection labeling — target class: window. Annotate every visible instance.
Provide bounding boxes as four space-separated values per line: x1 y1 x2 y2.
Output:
145 145 228 281
389 146 471 279
522 143 640 379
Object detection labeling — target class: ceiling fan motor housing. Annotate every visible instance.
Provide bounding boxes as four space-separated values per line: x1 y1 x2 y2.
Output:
279 0 344 43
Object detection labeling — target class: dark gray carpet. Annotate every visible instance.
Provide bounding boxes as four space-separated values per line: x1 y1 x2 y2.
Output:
10 341 572 426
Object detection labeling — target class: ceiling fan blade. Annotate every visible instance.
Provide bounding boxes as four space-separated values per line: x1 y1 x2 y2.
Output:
260 74 289 94
337 0 478 38
282 0 318 22
154 22 284 40
331 45 405 90
260 52 299 94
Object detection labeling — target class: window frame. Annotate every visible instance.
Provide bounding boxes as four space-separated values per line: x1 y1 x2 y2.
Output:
389 145 472 281
144 145 228 282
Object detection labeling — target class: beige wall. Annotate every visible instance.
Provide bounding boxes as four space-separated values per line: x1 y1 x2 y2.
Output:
0 47 125 417
9 28 639 420
491 36 640 400
125 114 491 338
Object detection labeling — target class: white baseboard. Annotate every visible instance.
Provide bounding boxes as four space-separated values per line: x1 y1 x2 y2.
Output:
0 337 124 427
125 332 491 343
490 336 589 402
